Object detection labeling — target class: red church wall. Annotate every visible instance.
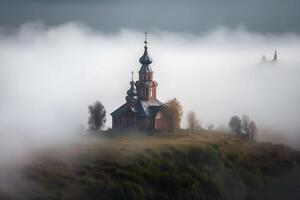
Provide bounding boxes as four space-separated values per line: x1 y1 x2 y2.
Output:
155 112 168 130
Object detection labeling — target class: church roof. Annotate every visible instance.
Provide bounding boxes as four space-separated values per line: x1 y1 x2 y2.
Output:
139 100 163 116
111 100 164 117
139 48 153 65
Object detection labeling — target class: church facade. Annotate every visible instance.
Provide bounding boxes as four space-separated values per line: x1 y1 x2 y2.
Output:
111 34 167 131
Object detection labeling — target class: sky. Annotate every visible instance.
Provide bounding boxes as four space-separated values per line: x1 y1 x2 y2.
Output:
0 0 300 34
0 1 300 151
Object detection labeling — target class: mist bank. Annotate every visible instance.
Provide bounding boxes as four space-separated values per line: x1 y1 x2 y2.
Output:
0 22 300 150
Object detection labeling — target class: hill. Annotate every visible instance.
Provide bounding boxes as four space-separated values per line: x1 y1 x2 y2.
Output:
4 131 300 200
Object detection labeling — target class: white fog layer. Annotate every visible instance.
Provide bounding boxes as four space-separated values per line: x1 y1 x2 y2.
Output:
0 22 300 159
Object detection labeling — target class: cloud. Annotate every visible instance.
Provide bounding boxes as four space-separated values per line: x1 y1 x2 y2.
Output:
0 22 300 153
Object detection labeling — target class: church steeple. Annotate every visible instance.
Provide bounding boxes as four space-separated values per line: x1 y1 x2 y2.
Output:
135 32 158 100
126 71 138 106
273 50 278 62
139 32 153 76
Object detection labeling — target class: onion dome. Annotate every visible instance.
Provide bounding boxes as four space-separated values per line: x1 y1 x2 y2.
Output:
139 46 153 65
126 72 138 104
127 80 138 97
139 32 153 73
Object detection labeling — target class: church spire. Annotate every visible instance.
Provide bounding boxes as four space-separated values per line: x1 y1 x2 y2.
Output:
126 71 137 105
273 49 278 62
135 32 158 100
144 31 148 48
131 70 134 81
139 32 153 66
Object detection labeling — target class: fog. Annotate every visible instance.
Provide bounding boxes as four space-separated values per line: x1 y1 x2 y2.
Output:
0 22 300 158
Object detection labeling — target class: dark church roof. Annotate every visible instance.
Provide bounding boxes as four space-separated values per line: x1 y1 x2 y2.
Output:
111 100 163 118
139 39 153 73
139 100 164 116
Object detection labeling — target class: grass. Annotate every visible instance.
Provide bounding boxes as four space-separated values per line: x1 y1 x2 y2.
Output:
17 131 300 200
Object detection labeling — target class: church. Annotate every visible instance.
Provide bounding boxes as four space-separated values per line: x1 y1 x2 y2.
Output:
111 33 168 131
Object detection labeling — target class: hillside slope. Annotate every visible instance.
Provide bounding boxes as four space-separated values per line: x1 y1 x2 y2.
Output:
4 132 300 200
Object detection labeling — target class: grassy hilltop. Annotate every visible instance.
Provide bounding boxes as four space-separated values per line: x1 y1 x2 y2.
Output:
11 131 300 200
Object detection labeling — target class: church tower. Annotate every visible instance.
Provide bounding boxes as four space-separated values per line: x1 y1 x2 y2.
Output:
135 32 158 101
272 50 278 62
111 32 165 131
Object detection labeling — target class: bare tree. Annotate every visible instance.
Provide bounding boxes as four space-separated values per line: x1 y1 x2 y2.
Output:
242 114 250 134
248 120 258 142
187 111 198 134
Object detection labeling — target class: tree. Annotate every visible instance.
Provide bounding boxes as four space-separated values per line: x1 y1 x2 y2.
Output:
207 124 214 131
161 98 183 132
88 101 106 131
229 116 242 136
187 111 199 133
248 120 257 142
242 114 250 134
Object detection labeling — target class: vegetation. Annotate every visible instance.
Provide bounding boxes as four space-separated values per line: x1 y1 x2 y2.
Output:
20 131 300 200
229 115 257 142
229 116 242 136
187 111 201 133
88 101 106 131
161 98 183 132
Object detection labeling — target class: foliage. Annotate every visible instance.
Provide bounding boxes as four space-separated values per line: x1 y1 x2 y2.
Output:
161 98 183 132
187 111 201 133
229 116 242 136
242 114 250 134
229 115 258 142
88 101 106 131
22 133 300 200
248 121 257 142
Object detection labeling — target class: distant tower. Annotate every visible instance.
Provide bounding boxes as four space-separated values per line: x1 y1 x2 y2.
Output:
135 32 158 100
272 50 278 62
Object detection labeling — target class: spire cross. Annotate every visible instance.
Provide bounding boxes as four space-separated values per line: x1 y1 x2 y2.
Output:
131 70 134 81
144 31 148 47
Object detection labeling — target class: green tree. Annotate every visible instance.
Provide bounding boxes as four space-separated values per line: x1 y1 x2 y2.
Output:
229 116 242 136
88 101 106 131
161 98 183 132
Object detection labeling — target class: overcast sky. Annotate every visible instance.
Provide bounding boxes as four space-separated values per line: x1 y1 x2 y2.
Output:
1 0 300 34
